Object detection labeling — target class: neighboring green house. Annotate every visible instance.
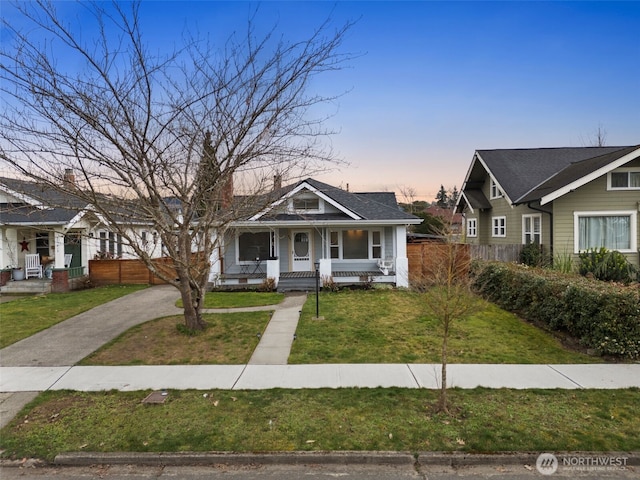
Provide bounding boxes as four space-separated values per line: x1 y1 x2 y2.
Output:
456 145 640 267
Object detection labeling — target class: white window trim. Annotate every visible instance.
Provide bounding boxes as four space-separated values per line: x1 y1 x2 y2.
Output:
466 218 477 238
573 210 637 253
329 228 384 261
607 167 640 191
522 214 542 245
490 179 504 200
492 216 506 238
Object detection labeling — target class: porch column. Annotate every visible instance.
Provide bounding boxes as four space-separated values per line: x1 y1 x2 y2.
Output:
3 228 18 268
395 225 409 288
208 231 221 285
53 230 65 269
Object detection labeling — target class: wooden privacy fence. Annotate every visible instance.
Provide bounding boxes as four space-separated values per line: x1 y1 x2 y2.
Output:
407 243 471 284
468 244 521 262
89 258 178 285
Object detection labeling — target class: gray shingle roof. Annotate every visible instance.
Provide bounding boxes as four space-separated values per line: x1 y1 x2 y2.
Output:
0 177 88 225
477 146 628 203
517 145 640 204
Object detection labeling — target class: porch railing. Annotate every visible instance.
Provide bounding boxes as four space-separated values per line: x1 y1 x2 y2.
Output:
68 266 85 279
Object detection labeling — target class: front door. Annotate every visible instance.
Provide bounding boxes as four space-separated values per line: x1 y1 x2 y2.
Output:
292 230 312 272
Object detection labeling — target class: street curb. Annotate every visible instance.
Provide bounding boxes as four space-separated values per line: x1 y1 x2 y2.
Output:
47 451 640 468
53 451 416 467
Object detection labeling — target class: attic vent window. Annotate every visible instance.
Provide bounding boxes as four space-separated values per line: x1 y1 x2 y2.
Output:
490 179 503 199
293 198 319 211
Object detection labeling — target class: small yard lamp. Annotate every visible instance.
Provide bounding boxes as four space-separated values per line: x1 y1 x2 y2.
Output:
314 260 320 318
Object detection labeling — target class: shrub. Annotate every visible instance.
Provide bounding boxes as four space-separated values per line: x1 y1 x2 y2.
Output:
579 247 638 283
471 261 640 359
258 277 277 292
321 275 340 292
519 242 547 267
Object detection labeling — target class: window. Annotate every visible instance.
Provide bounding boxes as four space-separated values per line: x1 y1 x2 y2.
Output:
99 231 123 257
329 229 383 260
608 169 640 190
492 216 506 237
293 196 320 211
466 218 477 238
330 231 340 259
522 214 541 245
371 231 382 259
490 179 503 199
343 229 368 259
238 232 270 262
36 232 49 257
575 211 637 253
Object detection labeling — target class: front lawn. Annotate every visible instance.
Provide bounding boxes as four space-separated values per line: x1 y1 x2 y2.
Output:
289 290 599 364
0 285 147 348
1 388 638 461
80 311 272 365
177 291 285 309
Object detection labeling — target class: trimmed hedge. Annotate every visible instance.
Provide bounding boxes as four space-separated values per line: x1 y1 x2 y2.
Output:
471 261 640 360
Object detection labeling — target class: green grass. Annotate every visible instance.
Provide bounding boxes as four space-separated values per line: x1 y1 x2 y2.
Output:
0 285 148 348
80 311 272 365
2 388 638 461
289 290 598 364
176 292 285 309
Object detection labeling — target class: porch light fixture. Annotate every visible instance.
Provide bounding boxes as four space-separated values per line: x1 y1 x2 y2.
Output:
314 260 320 319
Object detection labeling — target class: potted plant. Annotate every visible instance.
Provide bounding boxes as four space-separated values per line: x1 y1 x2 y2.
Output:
12 266 25 281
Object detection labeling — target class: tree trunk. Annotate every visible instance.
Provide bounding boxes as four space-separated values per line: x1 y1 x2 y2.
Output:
177 269 207 331
437 315 449 413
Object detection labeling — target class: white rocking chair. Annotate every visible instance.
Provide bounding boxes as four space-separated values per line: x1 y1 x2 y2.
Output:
377 258 394 276
25 254 43 279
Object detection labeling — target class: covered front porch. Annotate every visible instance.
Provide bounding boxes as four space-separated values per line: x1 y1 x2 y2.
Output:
212 223 407 291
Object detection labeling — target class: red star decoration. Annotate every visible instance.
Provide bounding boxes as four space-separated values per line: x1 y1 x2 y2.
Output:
19 238 29 252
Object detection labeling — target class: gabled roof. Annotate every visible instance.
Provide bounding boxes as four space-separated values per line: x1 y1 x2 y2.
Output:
459 145 639 209
250 178 421 223
0 176 89 225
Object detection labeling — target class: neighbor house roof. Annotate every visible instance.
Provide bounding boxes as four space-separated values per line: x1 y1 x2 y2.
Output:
458 145 639 210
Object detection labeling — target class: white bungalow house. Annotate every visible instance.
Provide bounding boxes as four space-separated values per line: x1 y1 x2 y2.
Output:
0 174 162 291
209 178 422 290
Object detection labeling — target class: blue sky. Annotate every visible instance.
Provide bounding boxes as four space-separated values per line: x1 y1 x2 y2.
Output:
3 1 639 201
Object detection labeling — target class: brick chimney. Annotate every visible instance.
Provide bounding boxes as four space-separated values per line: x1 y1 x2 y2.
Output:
273 174 282 191
221 174 233 209
63 168 76 188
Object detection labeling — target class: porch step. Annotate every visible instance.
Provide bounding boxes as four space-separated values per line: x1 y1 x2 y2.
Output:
0 280 52 295
277 276 318 293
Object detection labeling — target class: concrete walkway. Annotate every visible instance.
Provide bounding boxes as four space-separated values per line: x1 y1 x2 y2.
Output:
248 293 307 365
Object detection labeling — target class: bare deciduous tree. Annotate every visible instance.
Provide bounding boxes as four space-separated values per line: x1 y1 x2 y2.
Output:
412 225 476 414
0 1 353 330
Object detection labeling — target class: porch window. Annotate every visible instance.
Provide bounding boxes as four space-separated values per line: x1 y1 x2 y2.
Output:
343 229 368 259
522 214 541 244
575 211 636 253
330 231 339 259
36 232 49 257
238 231 270 262
330 229 383 260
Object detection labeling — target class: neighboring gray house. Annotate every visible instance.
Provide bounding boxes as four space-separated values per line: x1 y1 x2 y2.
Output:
456 145 640 267
212 178 422 289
